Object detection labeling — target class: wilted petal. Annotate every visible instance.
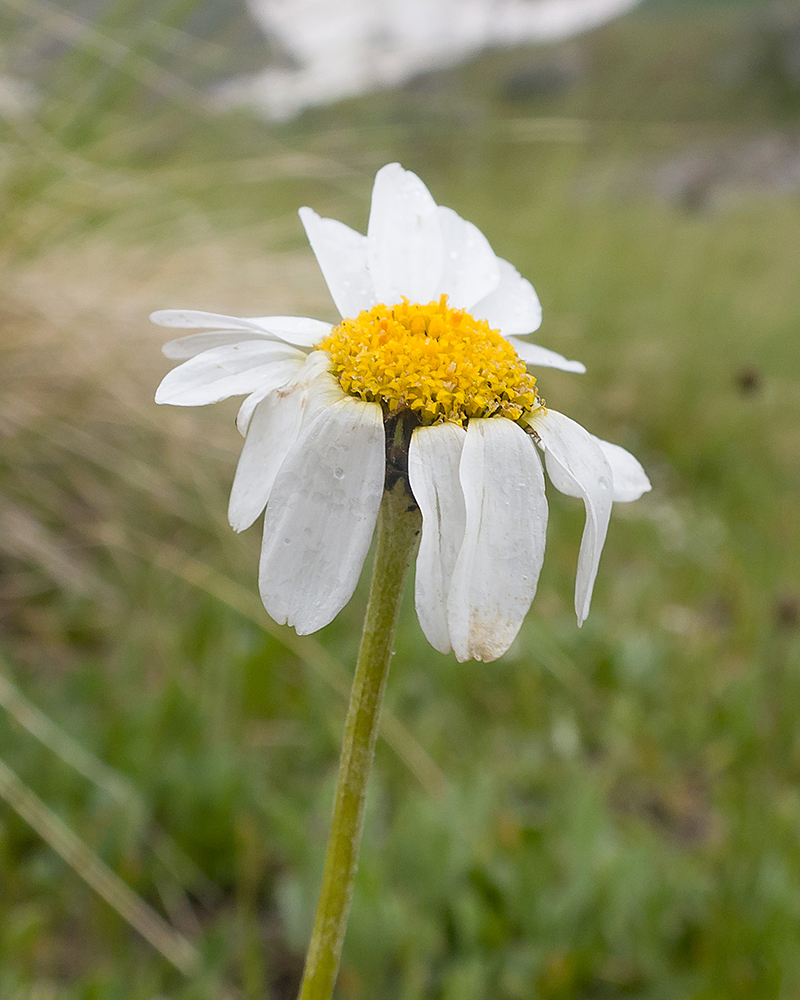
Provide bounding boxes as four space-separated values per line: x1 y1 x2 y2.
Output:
507 337 586 374
237 376 284 437
155 341 305 406
471 258 542 336
298 206 376 319
259 397 384 634
593 436 651 503
447 418 548 662
434 206 500 310
528 409 613 625
296 367 348 430
408 422 467 654
236 351 336 436
228 386 307 532
367 162 443 305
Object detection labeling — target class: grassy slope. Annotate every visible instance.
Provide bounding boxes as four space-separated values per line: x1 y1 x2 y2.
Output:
1 4 799 998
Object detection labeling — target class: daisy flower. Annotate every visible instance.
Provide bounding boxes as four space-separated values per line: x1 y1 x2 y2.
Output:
153 163 650 662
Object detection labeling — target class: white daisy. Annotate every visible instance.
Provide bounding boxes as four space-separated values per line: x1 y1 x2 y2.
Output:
153 163 650 662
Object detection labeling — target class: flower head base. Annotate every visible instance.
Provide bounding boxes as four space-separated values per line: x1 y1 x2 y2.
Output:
318 295 540 426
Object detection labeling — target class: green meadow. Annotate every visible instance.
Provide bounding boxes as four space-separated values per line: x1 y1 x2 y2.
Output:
1 1 799 996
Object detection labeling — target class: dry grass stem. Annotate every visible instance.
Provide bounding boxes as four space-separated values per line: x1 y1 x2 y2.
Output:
0 659 222 908
0 756 200 977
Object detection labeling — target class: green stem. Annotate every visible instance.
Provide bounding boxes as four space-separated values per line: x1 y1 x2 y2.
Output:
297 478 421 1000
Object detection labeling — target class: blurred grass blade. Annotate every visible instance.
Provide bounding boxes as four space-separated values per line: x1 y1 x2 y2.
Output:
0 663 131 801
0 500 97 597
102 526 448 799
0 659 222 908
0 755 200 977
2 0 201 108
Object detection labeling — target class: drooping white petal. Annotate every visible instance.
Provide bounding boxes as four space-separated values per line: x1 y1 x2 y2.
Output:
447 418 548 663
259 397 384 634
236 351 336 436
237 384 278 437
593 436 651 502
507 337 586 374
162 332 273 360
471 258 542 336
298 206 376 319
296 367 348 430
528 409 613 626
155 341 304 406
367 162 443 306
152 309 327 347
248 316 332 347
228 388 307 532
433 206 500 310
408 423 467 654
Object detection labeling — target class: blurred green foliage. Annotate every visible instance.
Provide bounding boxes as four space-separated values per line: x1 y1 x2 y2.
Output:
1 1 799 998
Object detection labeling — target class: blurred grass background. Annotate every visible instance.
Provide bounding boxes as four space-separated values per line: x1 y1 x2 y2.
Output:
1 0 800 996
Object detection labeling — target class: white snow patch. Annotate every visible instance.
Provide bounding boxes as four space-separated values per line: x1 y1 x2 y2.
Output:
212 0 642 120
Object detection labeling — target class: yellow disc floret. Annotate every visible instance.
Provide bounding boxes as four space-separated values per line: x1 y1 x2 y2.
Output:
316 296 540 426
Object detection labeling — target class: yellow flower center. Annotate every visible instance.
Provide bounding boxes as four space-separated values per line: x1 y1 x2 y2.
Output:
316 296 540 426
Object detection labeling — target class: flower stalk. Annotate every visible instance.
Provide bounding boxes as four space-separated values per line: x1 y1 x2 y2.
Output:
297 474 421 1000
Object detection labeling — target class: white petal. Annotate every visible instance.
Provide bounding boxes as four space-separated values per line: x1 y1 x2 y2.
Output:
507 337 586 374
447 418 548 663
248 316 332 347
408 423 467 654
298 206 376 319
228 388 306 532
155 341 304 406
471 258 542 336
236 351 336 436
528 409 613 625
151 310 271 331
152 309 326 347
259 397 384 634
433 206 500 310
593 437 651 502
238 386 276 437
297 366 348 430
162 332 273 360
367 162 443 305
